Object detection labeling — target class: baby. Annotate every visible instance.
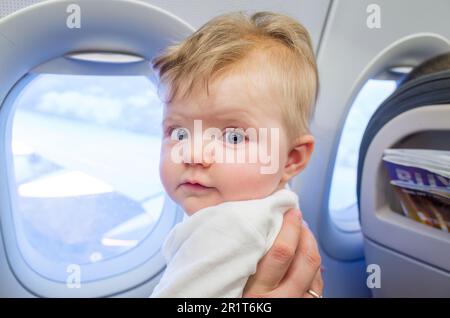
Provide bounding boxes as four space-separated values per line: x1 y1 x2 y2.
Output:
150 11 318 297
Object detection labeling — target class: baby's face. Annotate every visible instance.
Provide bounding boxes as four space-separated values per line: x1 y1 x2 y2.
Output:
159 68 292 215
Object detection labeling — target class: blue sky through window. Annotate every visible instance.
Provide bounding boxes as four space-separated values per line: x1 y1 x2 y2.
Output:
11 74 166 269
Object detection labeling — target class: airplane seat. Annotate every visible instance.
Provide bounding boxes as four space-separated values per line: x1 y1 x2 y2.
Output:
357 63 450 297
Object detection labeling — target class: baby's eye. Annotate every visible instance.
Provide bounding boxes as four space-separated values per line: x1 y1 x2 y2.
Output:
171 127 189 141
224 129 246 145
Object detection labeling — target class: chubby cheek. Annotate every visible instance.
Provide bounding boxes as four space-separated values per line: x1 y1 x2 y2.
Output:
216 162 283 201
159 144 179 199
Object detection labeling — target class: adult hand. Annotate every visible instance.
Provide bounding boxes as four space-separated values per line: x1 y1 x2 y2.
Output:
243 208 323 298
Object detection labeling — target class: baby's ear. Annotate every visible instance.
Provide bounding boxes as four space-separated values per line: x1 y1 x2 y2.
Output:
281 134 315 183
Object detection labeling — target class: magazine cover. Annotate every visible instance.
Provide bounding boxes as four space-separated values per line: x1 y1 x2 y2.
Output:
383 149 450 232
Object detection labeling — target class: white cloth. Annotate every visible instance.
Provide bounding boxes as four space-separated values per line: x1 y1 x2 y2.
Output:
150 188 299 298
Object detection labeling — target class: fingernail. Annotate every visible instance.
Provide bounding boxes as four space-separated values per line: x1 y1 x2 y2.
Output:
297 209 303 219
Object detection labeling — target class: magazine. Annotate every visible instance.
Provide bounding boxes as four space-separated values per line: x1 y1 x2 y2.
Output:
383 149 450 232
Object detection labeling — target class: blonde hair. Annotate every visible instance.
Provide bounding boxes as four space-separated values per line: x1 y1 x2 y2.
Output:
152 11 318 137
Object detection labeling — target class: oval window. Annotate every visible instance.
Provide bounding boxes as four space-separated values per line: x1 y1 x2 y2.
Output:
328 79 397 231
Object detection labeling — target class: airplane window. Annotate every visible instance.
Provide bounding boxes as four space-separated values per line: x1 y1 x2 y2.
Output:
328 79 397 231
10 73 167 279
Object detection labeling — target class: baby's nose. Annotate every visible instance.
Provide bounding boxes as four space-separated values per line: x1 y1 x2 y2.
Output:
184 138 215 167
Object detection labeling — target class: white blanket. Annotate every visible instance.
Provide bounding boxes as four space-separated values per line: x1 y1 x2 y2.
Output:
150 188 299 298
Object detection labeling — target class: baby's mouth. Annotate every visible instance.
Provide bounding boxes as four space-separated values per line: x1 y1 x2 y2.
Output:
178 181 214 192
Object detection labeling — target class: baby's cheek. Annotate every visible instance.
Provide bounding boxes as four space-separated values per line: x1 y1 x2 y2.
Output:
159 146 178 194
219 163 281 200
